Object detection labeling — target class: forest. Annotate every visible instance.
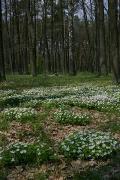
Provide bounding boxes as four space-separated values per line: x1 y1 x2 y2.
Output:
0 0 120 82
0 0 120 179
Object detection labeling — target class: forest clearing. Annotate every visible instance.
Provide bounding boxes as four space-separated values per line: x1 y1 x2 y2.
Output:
0 74 120 179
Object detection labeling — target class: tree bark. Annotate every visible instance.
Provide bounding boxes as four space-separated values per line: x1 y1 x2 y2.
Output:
68 0 76 75
98 0 108 74
109 0 120 83
0 0 6 81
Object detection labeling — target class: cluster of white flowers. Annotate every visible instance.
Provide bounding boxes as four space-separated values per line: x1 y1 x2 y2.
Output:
69 95 119 112
21 87 65 99
0 85 120 164
40 86 120 113
60 131 120 159
2 107 37 121
18 85 120 114
54 109 91 125
1 84 120 112
22 86 81 97
0 141 54 165
0 142 29 163
0 90 16 98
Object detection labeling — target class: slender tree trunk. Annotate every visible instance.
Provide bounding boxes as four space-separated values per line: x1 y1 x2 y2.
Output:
60 0 65 73
51 0 54 73
109 0 120 83
14 0 23 74
81 0 94 72
94 0 100 74
23 12 29 74
4 0 12 71
27 0 37 76
43 0 51 73
68 0 76 75
0 0 6 81
98 0 108 74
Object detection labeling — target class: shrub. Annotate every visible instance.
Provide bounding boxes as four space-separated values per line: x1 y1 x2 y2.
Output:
54 109 91 125
0 141 55 166
60 131 120 159
1 108 37 122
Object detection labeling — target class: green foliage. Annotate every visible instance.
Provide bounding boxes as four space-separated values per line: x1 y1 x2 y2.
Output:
1 108 38 122
60 131 120 160
0 73 111 89
0 141 55 166
0 95 32 108
21 99 43 108
54 109 91 125
42 100 57 109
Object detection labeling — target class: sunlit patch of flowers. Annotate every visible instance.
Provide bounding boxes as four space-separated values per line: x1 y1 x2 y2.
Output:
60 131 120 159
21 86 81 98
1 108 37 122
51 94 120 113
21 88 64 100
75 95 119 112
21 86 120 114
1 84 120 113
0 141 54 166
54 109 91 125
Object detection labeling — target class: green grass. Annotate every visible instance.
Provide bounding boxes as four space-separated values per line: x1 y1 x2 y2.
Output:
0 73 112 89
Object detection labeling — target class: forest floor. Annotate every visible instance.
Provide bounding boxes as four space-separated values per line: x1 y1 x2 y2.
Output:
0 73 120 180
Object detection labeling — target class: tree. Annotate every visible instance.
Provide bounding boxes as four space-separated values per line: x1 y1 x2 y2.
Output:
1 0 120 81
68 0 76 75
0 0 6 81
98 0 108 74
108 0 120 83
43 0 51 73
27 0 37 76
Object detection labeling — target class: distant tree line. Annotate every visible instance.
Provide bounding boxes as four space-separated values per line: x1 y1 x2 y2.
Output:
0 0 120 83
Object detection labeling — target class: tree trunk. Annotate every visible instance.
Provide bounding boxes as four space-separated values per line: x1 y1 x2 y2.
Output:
109 0 120 83
68 0 76 75
27 0 37 77
98 0 108 74
0 0 6 81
